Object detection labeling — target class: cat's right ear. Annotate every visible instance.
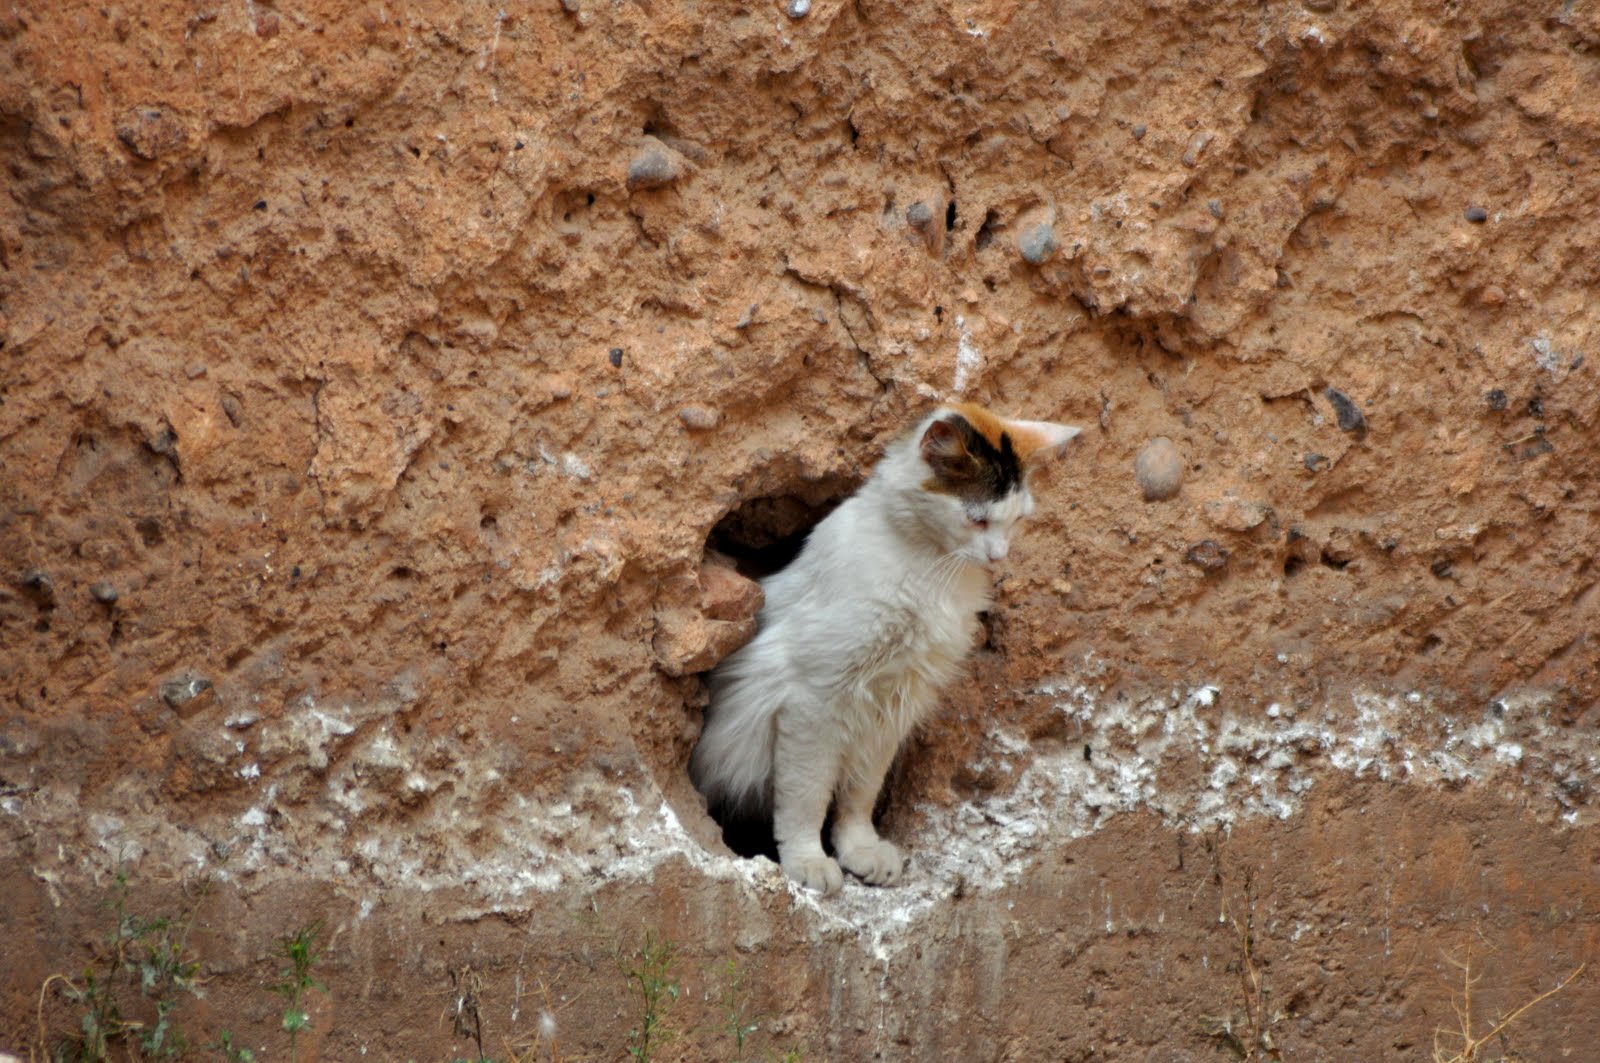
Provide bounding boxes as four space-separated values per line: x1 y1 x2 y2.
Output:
920 417 979 482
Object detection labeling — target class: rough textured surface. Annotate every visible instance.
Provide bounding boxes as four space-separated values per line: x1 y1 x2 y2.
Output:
2 0 1597 1059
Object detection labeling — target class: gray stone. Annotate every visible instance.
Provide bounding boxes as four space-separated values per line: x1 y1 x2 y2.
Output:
679 405 722 431
1324 387 1367 435
1135 437 1184 501
787 0 811 17
90 582 119 604
1018 223 1059 265
160 673 213 713
627 145 682 190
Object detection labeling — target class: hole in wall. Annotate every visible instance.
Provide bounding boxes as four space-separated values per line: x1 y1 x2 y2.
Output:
704 476 857 581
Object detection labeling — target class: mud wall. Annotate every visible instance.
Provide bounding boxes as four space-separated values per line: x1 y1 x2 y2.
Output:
2 0 1596 1059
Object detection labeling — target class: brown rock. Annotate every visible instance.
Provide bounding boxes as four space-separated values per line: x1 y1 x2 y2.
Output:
115 106 188 160
699 559 763 621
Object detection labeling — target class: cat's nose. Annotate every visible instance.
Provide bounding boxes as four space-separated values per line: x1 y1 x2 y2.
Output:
986 539 1009 562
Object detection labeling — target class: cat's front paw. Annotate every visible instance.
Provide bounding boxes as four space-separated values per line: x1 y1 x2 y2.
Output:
837 838 904 887
782 853 845 895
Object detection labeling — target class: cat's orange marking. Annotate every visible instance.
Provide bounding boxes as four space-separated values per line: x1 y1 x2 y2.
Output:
947 402 1055 461
947 402 1009 450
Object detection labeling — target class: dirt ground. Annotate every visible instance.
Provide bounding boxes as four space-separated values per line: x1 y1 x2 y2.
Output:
2 0 1596 1059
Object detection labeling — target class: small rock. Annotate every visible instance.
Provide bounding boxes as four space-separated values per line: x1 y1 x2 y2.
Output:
608 348 623 368
1207 199 1224 219
20 569 54 601
1304 0 1336 10
1181 130 1214 168
254 9 280 37
1132 124 1147 140
1303 453 1329 472
221 394 243 426
679 405 722 431
1464 205 1488 224
115 106 188 160
1479 284 1506 307
787 0 811 17
1204 494 1269 532
700 559 764 621
1324 387 1367 436
627 143 682 189
90 582 119 604
160 673 213 712
1486 389 1507 411
906 201 933 231
1018 223 1059 265
1134 437 1184 501
184 362 207 380
1185 540 1230 571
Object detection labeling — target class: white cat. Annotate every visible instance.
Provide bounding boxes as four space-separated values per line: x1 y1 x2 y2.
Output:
691 403 1080 894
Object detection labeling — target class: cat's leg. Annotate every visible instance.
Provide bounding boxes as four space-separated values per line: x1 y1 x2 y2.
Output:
771 702 844 894
830 720 904 887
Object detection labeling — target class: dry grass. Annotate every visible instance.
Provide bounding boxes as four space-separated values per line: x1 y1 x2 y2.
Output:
1431 952 1585 1063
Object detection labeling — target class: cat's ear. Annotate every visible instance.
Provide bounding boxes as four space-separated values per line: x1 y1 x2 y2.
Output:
920 417 976 476
1007 419 1082 474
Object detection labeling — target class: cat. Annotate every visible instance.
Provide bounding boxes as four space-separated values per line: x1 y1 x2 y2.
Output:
691 403 1080 894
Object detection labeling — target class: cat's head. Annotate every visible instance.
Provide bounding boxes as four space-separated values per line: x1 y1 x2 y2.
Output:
913 403 1080 564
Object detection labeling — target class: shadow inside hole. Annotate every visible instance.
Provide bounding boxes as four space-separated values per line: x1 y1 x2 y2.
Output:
704 479 855 580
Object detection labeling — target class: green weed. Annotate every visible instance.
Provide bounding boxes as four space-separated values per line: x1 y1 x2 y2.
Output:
623 930 679 1063
270 923 325 1063
42 867 204 1062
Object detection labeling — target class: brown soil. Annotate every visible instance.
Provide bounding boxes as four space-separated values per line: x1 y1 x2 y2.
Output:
2 0 1595 1059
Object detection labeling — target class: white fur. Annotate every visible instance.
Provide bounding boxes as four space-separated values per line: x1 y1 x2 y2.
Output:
691 408 1076 893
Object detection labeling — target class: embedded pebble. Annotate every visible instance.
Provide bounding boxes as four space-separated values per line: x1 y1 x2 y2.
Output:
678 405 722 431
1132 124 1147 141
608 348 623 368
1303 453 1329 472
1479 284 1506 307
1181 130 1214 167
21 569 54 599
626 144 682 189
184 362 207 380
906 202 933 231
1204 494 1268 532
1464 205 1488 223
221 395 243 426
1324 387 1367 435
116 105 188 160
160 673 213 711
787 0 811 17
1134 437 1184 501
90 582 119 604
1486 389 1507 411
1018 224 1058 265
1185 540 1230 571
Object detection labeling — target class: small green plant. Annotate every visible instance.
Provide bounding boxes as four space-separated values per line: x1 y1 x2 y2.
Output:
719 958 759 1062
42 867 204 1062
210 1029 257 1061
623 930 679 1063
270 923 325 1063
